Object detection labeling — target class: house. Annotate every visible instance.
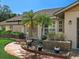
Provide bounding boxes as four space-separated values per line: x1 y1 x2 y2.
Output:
35 8 64 38
0 1 79 49
0 16 26 33
55 1 79 49
0 8 63 39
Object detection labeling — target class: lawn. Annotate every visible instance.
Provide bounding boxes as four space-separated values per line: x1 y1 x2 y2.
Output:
0 38 20 59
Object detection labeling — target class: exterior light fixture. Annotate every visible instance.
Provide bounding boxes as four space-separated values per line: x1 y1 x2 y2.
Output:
68 20 72 25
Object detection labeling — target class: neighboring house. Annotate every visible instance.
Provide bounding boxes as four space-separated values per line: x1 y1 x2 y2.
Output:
0 1 79 49
0 8 63 39
0 16 26 33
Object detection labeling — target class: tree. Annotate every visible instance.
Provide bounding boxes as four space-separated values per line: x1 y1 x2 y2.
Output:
0 5 17 21
22 10 52 40
22 10 37 39
35 14 52 38
10 13 17 18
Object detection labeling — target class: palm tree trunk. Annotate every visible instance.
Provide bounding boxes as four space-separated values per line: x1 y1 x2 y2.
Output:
41 25 43 39
30 18 34 39
29 25 32 39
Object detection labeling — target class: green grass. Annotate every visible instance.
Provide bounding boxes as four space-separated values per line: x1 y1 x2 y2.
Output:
0 38 20 59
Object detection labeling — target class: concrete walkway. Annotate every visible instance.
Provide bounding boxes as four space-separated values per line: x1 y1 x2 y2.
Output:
4 42 63 59
4 42 79 59
4 42 27 59
71 49 79 59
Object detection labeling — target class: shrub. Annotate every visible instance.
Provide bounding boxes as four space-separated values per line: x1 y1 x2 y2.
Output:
41 35 47 40
31 39 43 47
47 32 64 41
55 32 64 41
10 32 22 36
0 30 24 36
47 32 55 40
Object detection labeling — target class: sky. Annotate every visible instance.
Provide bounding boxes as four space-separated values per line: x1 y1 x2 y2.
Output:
0 0 76 14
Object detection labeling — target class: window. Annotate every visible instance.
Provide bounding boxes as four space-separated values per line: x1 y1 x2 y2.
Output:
43 24 48 35
49 24 56 32
59 25 62 28
59 29 62 32
53 21 55 24
44 28 48 35
59 21 62 24
49 28 55 32
53 25 55 27
52 29 55 31
59 20 63 32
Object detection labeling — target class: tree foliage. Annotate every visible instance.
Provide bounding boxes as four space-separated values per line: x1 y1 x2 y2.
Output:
35 14 52 26
35 14 52 37
0 5 17 21
22 10 52 39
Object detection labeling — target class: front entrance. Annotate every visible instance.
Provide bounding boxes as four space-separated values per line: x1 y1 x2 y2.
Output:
77 18 79 48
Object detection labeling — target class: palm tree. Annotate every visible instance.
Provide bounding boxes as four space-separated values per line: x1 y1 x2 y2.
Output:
35 14 52 39
22 10 37 39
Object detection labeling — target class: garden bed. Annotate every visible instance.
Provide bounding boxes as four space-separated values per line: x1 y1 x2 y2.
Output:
0 34 25 39
0 30 25 39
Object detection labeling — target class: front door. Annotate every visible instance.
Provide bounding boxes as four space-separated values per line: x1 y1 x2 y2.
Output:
77 18 79 48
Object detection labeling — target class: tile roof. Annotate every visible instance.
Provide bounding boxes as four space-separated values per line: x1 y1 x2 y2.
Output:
0 8 63 25
35 8 63 16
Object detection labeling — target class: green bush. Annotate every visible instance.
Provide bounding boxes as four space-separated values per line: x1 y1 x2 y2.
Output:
47 32 64 41
0 30 11 34
10 32 23 36
41 35 47 40
47 32 55 40
55 32 64 41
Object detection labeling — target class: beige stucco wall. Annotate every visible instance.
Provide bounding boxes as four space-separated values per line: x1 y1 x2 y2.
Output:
12 25 25 33
0 25 26 33
5 25 12 31
0 26 3 30
65 4 79 49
